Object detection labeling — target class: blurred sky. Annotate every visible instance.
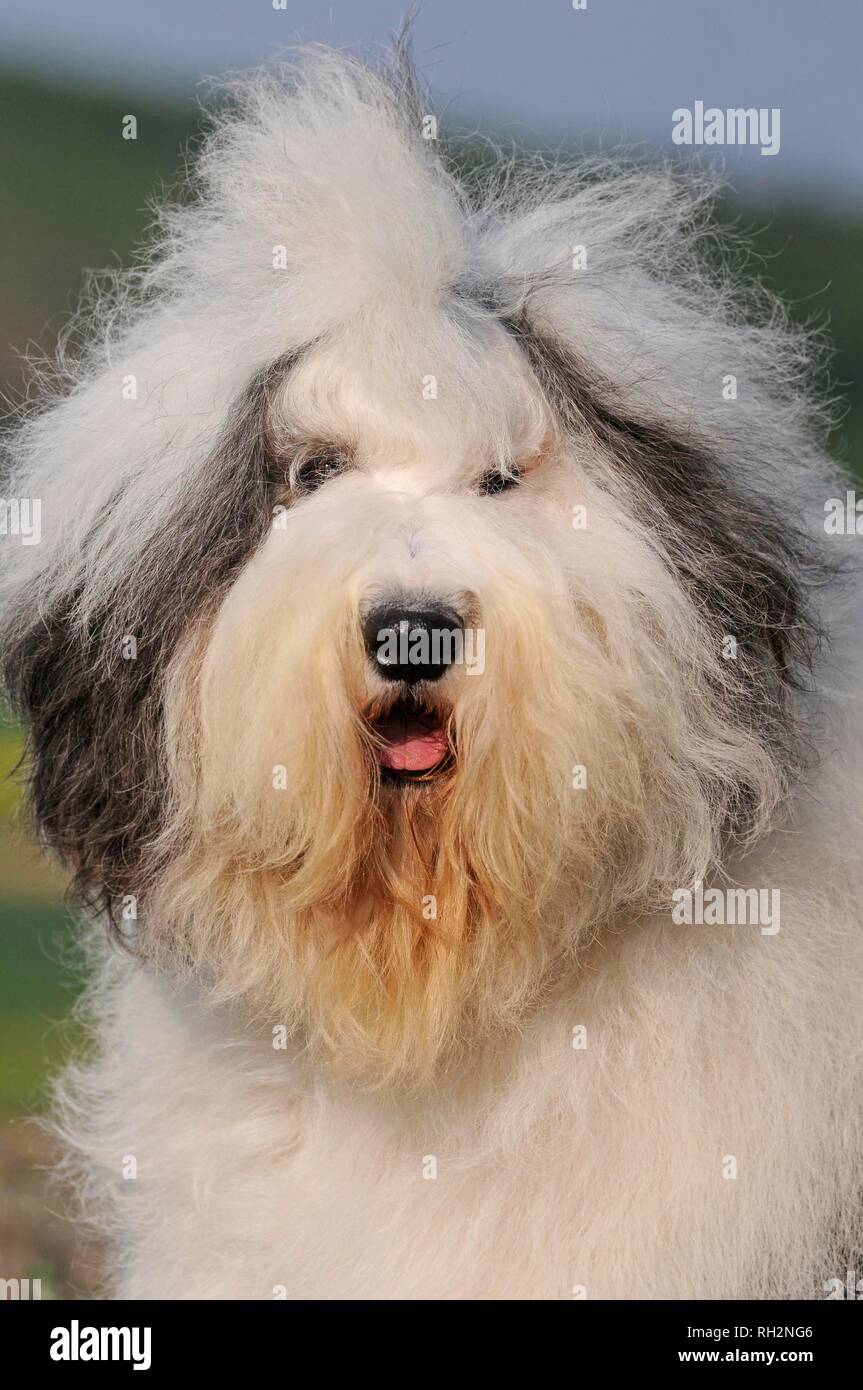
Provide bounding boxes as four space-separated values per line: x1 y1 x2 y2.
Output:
0 0 861 207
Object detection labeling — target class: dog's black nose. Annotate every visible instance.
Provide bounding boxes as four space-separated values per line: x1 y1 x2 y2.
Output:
363 605 464 684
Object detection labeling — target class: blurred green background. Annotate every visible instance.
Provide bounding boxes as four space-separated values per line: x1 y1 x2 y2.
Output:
0 51 862 1295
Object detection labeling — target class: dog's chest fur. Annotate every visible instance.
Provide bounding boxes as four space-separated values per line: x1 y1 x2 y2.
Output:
69 764 863 1301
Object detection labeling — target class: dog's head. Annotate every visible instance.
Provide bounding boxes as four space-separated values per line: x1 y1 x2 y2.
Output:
0 46 825 1081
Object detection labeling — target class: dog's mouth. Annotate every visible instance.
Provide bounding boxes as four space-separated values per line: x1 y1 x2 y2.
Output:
366 698 453 782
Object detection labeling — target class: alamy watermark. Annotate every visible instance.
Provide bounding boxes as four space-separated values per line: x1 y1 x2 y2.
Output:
1 1276 42 1299
672 102 780 157
671 880 780 935
823 1271 863 1300
0 497 41 545
375 621 485 676
824 490 863 535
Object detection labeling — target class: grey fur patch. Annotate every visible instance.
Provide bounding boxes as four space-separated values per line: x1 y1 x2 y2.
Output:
498 307 827 827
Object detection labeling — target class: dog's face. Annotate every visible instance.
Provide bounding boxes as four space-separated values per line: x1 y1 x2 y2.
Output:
144 300 807 1082
1 52 819 1083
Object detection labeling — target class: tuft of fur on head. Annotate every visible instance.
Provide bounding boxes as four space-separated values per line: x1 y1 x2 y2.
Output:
0 38 836 1084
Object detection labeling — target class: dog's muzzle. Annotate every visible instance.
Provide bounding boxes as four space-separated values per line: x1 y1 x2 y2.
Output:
362 597 463 779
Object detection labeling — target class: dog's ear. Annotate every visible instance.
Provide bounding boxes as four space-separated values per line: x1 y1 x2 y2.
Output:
0 356 290 917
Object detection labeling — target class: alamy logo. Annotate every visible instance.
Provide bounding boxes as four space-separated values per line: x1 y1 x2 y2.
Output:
0 497 41 545
50 1320 152 1371
672 102 780 156
671 880 780 935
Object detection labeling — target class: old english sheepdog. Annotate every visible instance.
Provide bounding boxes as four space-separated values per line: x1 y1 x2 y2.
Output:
2 41 862 1301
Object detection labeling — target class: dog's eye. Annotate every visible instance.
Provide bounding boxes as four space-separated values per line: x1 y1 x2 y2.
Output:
291 451 348 494
477 468 520 496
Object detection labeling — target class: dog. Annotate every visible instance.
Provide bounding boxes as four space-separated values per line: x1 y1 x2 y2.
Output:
2 39 862 1300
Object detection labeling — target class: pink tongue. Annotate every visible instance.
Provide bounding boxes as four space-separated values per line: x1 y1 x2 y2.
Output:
375 713 449 772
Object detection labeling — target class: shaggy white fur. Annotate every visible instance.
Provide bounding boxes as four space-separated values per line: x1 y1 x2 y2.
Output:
1 41 861 1299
